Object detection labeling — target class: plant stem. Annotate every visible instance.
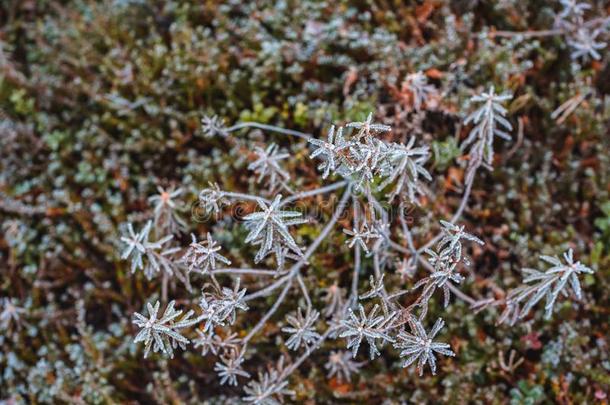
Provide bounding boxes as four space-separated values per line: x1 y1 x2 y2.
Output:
227 122 312 140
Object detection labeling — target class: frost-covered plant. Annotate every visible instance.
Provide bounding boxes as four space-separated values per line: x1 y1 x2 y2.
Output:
120 221 181 280
201 115 229 138
507 248 594 320
411 221 484 317
553 0 608 61
308 125 347 179
281 307 321 351
199 279 249 330
360 274 386 300
435 220 485 264
325 350 363 382
462 87 513 184
193 329 240 356
339 304 397 359
148 186 186 234
5 2 607 402
242 361 294 404
558 0 591 18
394 317 455 376
567 28 606 60
0 297 26 330
343 224 380 255
402 71 437 111
248 143 291 192
308 113 431 202
198 182 228 215
181 232 231 275
214 351 251 386
321 283 346 318
377 137 432 203
308 113 392 191
120 106 596 401
132 300 197 358
346 112 392 139
243 195 306 268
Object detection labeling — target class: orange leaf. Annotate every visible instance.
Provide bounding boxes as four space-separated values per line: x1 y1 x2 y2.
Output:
425 68 443 79
329 377 352 394
416 2 435 23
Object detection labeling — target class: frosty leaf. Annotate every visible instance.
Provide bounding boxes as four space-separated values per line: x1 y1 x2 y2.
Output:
346 112 391 140
248 143 291 191
281 307 321 351
508 248 594 320
462 86 512 183
377 137 432 203
394 317 455 376
214 352 250 386
132 300 196 358
243 195 306 268
339 304 396 359
325 350 363 382
308 125 348 179
120 220 179 280
201 114 228 138
181 232 231 275
402 71 437 111
148 186 186 234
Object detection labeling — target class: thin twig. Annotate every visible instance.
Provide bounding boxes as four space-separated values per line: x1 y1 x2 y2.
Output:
211 268 282 276
227 122 312 140
280 181 347 206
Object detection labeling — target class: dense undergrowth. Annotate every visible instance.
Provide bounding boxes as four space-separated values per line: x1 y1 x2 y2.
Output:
1 0 609 403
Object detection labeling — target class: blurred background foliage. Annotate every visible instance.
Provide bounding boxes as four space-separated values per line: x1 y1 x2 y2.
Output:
0 0 609 403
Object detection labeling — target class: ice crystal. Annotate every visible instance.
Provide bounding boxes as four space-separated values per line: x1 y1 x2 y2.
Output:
394 317 455 375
